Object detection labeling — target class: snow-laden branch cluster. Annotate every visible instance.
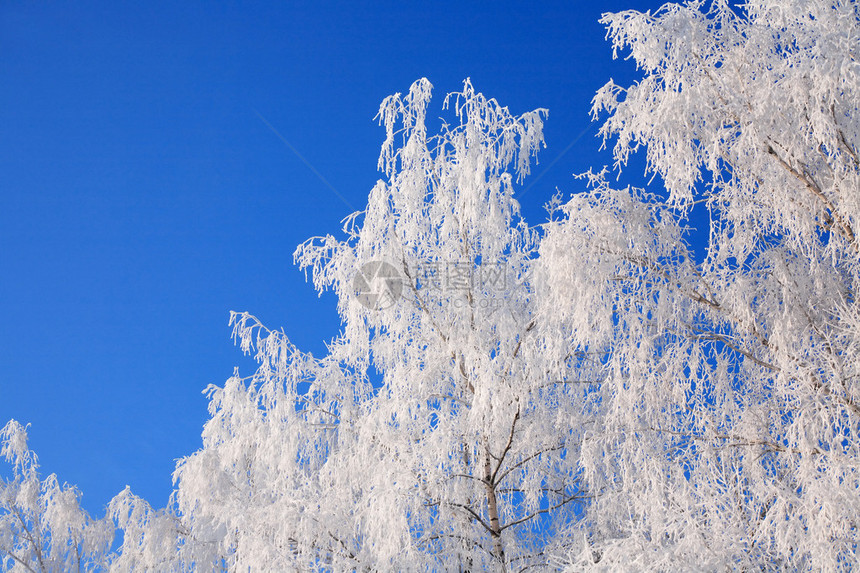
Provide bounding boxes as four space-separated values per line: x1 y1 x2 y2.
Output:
559 0 860 569
0 421 112 572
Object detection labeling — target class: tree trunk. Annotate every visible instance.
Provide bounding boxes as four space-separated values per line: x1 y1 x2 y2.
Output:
484 446 505 570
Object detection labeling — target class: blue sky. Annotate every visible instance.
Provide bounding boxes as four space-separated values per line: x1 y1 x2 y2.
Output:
1 0 661 515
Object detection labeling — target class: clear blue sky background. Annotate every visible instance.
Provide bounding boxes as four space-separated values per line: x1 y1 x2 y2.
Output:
1 0 663 516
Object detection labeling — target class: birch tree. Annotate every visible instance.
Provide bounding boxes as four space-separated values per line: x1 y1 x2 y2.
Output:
0 421 113 572
154 78 598 571
545 0 860 569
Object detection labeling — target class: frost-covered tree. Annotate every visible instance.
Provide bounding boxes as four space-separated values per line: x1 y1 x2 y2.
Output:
547 0 860 569
3 1 859 571
0 421 113 572
144 78 595 571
